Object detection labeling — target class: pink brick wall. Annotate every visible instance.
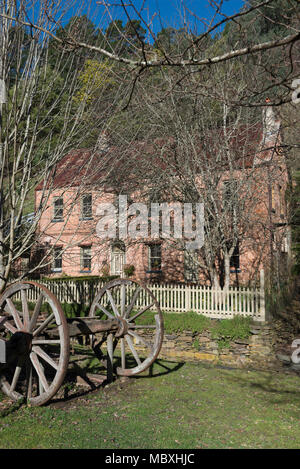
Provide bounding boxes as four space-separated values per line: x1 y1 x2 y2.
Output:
34 161 289 286
34 111 290 286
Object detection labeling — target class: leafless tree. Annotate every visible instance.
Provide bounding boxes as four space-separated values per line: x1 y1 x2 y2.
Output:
0 0 298 290
1 1 299 105
0 0 128 292
104 57 289 289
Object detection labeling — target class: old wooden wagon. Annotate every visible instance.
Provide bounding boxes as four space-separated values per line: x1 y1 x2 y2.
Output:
0 278 164 406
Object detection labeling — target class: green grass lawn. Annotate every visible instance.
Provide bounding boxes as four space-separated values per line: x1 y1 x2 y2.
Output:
0 360 300 449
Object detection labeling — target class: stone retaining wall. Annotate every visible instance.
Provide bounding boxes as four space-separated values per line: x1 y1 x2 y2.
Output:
93 320 298 373
156 323 282 370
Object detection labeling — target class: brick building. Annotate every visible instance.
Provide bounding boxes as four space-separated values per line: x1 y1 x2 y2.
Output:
34 107 291 286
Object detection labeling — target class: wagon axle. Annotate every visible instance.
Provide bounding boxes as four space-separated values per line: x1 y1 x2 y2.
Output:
0 279 164 406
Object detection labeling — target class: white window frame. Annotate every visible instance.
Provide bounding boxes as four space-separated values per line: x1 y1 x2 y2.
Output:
80 246 92 272
111 243 126 277
81 194 92 220
53 196 63 221
148 244 162 272
52 247 63 272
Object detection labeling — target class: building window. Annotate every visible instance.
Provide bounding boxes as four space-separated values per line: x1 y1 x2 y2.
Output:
271 186 276 213
184 251 199 283
279 185 285 217
81 194 92 219
230 242 240 271
149 244 162 271
223 180 238 216
80 246 92 272
111 242 125 276
53 197 63 221
52 247 62 272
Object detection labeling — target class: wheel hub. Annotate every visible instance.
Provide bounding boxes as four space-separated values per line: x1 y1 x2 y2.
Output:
10 331 32 357
115 317 129 338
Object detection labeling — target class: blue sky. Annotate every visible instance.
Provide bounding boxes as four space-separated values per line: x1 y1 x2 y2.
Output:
130 0 245 33
62 0 246 39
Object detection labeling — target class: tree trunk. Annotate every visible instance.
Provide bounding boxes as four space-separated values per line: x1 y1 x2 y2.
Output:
223 253 231 291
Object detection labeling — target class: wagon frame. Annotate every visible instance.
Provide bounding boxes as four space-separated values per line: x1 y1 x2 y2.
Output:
0 278 164 406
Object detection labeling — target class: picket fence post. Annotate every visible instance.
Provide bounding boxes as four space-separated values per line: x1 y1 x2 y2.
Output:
186 284 191 312
260 269 266 322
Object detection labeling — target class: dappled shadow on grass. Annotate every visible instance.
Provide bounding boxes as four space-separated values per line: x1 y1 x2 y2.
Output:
219 368 300 406
0 343 184 409
136 359 185 379
48 356 185 408
68 343 185 379
112 356 185 379
47 375 106 408
147 359 185 378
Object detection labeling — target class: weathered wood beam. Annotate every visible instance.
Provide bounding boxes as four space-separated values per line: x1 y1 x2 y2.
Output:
49 318 120 338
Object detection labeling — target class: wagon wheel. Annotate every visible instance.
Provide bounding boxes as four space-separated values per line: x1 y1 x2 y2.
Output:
0 281 69 406
89 278 164 377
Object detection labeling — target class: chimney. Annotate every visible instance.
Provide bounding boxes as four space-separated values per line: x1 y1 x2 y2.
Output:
262 98 280 142
254 99 281 165
96 130 110 152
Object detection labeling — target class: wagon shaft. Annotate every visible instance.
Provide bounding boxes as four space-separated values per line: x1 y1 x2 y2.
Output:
48 318 120 338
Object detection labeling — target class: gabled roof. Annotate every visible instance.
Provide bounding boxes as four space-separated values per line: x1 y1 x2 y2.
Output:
36 122 281 192
35 148 117 191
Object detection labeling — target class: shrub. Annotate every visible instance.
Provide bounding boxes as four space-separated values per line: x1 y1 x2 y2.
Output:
123 264 135 277
134 310 211 334
42 275 119 283
211 315 252 349
163 312 211 334
60 303 90 318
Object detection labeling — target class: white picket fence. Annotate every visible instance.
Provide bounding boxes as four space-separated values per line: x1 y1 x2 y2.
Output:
15 270 266 322
147 275 265 322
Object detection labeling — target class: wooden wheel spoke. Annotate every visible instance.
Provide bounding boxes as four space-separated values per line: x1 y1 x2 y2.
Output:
125 335 142 366
21 289 30 330
30 351 49 392
96 303 115 320
0 315 8 328
106 333 114 381
129 303 154 323
26 359 33 400
3 320 17 334
29 293 44 333
120 284 126 317
32 339 61 345
32 313 55 337
125 287 141 318
106 290 120 317
10 361 23 393
6 298 23 330
120 337 126 370
3 303 20 317
128 330 152 350
32 345 58 371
